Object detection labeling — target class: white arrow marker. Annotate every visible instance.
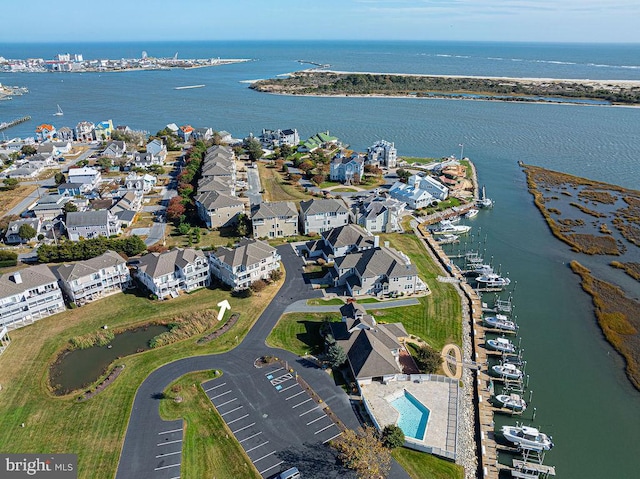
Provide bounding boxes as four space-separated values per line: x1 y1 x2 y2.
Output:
217 299 231 321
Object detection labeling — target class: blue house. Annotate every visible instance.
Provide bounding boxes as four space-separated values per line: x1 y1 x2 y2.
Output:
57 182 83 197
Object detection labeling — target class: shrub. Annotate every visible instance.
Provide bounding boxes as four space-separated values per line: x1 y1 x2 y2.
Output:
250 279 268 292
381 424 405 449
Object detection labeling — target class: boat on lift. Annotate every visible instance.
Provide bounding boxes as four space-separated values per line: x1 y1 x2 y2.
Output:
431 220 471 235
476 272 511 288
495 393 527 412
492 363 523 380
437 234 460 244
501 425 554 451
483 314 517 331
486 337 516 354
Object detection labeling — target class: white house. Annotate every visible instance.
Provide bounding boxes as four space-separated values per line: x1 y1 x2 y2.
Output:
65 210 122 241
209 238 281 290
135 248 210 300
54 250 131 306
0 266 66 330
389 181 436 210
366 140 397 168
356 194 406 233
407 173 449 201
68 166 101 192
75 121 96 142
299 198 350 235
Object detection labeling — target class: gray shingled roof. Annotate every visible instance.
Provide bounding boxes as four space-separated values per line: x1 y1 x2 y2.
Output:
334 247 418 279
195 191 244 210
251 201 297 220
197 177 232 193
137 248 206 279
321 224 375 250
54 250 125 282
213 238 276 269
66 210 109 227
0 264 58 301
299 198 348 216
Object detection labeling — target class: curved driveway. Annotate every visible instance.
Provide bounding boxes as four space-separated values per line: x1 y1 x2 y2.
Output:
115 245 410 479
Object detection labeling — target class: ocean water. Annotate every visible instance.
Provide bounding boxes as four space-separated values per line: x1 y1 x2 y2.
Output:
2 41 640 478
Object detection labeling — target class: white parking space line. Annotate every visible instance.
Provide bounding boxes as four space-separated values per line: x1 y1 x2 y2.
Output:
204 382 226 392
226 414 249 425
259 461 284 475
158 428 182 435
155 451 181 458
323 432 343 444
232 422 256 434
314 423 335 435
239 431 262 443
210 390 232 400
285 390 305 400
217 398 238 408
252 450 277 463
292 398 313 409
154 463 180 471
168 476 180 479
220 405 243 416
279 383 298 393
157 439 182 446
306 415 328 425
299 406 320 417
245 440 269 453
266 367 284 375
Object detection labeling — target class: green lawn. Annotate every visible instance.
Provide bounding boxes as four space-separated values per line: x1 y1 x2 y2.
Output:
332 187 358 192
356 297 382 304
266 312 340 356
401 156 439 165
0 280 282 479
159 371 262 479
306 298 345 306
258 163 313 202
393 447 464 479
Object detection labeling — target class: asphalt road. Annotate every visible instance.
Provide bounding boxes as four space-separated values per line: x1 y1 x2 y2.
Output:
247 167 262 206
115 245 410 479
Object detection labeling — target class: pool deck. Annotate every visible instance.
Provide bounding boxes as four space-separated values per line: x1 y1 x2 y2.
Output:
361 376 456 455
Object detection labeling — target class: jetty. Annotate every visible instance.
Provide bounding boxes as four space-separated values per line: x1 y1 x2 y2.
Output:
0 116 31 132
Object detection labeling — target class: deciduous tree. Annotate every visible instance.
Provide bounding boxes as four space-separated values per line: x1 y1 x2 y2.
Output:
333 426 391 479
18 223 37 241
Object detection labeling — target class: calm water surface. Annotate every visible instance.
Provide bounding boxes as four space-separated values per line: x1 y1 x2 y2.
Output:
3 41 640 478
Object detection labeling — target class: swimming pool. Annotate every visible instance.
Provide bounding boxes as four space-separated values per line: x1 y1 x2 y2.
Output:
390 390 430 441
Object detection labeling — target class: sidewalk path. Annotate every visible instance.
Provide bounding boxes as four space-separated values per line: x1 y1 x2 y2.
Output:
284 297 420 314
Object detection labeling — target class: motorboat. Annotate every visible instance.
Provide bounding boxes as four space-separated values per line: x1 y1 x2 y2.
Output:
501 425 554 451
492 363 523 380
495 393 527 411
483 314 517 331
465 208 479 218
436 234 459 244
431 221 472 235
466 263 493 277
486 337 516 354
477 185 494 208
476 273 511 288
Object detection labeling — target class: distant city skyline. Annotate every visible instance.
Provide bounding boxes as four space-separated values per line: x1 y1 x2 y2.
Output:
2 0 640 44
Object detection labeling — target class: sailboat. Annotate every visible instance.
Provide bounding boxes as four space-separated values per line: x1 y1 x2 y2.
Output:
54 104 64 116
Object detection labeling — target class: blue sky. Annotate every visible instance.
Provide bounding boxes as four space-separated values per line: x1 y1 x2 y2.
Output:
3 0 640 43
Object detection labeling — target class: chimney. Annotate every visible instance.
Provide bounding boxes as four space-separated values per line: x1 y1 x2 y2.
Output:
12 272 22 284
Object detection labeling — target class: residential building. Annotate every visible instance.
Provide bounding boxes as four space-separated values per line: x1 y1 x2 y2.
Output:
407 173 449 201
135 248 210 300
195 191 244 228
102 140 127 158
366 140 397 168
75 121 95 142
209 238 281 290
330 301 408 385
65 210 121 241
329 152 365 184
146 139 167 161
57 183 83 197
260 128 299 148
333 246 426 297
299 131 339 152
389 181 437 210
178 125 194 142
54 250 131 306
57 127 74 142
6 166 42 179
356 194 406 233
299 198 350 235
35 124 56 142
68 166 101 191
4 218 41 244
123 172 157 194
305 224 377 261
251 201 298 239
0 266 66 330
192 127 213 142
132 151 162 168
31 194 70 221
94 120 114 140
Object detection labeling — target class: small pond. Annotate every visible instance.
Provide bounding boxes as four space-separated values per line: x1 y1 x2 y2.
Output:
50 324 169 395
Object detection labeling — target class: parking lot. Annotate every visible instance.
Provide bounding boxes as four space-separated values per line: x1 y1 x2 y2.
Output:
203 365 344 478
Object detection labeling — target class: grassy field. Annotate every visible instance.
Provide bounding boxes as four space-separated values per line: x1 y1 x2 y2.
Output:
306 298 344 306
0 183 38 217
159 371 262 479
266 312 340 356
393 448 464 479
258 163 313 202
0 280 282 479
401 157 439 165
375 231 462 350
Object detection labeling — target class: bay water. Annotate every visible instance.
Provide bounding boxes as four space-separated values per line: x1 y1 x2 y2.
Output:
2 41 639 478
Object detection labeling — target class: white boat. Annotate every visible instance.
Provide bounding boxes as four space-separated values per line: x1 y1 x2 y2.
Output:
437 234 459 244
496 393 527 411
476 273 511 288
486 337 516 354
467 264 493 276
483 314 517 331
501 425 554 451
53 104 63 116
492 363 523 380
465 208 479 218
477 185 493 208
432 222 472 235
